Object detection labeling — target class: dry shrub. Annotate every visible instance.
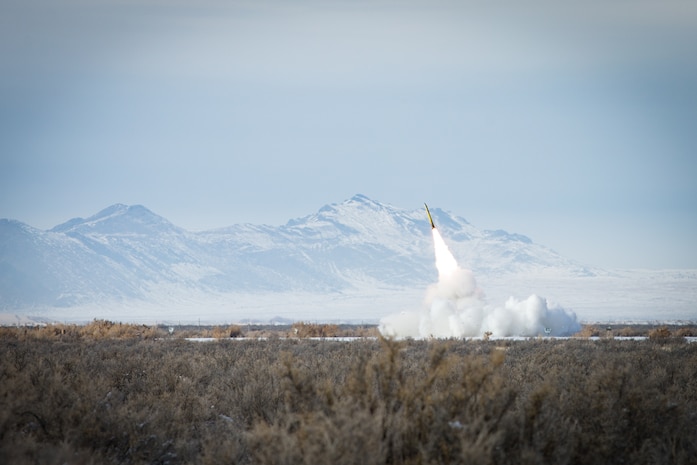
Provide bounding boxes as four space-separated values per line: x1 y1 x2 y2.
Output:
210 325 243 339
649 326 672 340
83 319 163 339
504 339 697 465
674 327 696 337
335 325 379 338
31 323 82 340
575 325 600 338
210 326 226 339
249 339 513 464
618 326 643 337
290 322 339 338
2 320 165 341
1 337 696 465
228 325 243 338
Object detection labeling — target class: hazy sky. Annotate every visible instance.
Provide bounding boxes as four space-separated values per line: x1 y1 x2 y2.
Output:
1 0 696 269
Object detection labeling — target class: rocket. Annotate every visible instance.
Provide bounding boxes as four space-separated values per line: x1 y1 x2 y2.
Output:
424 203 436 229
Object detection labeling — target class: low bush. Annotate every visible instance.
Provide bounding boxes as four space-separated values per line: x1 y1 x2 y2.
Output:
0 335 695 464
211 325 244 339
649 326 672 340
575 325 600 338
1 320 167 341
290 322 339 338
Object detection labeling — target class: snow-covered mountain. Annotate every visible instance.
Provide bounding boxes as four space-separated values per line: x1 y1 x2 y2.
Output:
3 194 697 324
0 194 597 312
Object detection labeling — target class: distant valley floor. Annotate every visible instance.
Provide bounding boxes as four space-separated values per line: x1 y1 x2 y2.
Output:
1 269 694 326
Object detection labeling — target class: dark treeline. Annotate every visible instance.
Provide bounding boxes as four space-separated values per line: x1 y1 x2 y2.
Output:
1 335 696 464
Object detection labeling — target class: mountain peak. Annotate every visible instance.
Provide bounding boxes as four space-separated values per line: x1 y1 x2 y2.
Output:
96 203 128 214
347 193 373 204
0 218 39 235
51 204 178 235
338 193 383 210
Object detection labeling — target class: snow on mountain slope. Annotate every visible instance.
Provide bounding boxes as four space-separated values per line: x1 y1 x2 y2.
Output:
2 194 692 323
0 195 593 309
0 218 146 307
51 204 183 235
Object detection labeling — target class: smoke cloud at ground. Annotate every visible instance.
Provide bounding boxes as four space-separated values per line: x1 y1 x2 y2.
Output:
379 229 580 338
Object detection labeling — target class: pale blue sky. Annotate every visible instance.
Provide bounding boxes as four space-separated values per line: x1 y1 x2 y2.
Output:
1 0 696 269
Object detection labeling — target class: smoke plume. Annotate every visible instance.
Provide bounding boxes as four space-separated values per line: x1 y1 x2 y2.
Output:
379 229 580 339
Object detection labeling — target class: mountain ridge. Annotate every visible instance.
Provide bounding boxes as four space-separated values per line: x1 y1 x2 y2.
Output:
0 194 596 311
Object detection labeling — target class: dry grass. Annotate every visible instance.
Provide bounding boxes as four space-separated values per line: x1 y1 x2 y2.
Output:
0 330 695 464
289 322 339 338
0 319 166 341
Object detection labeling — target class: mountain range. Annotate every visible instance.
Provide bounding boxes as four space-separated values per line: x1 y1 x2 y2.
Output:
3 194 695 324
1 194 593 310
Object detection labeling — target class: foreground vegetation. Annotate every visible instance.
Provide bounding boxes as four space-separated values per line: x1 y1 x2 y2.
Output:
4 319 695 340
1 324 696 464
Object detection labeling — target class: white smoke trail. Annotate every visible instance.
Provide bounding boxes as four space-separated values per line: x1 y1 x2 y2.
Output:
379 228 580 339
432 228 458 279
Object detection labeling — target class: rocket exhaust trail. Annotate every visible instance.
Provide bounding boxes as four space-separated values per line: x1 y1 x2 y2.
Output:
425 203 458 278
432 225 459 279
378 203 581 339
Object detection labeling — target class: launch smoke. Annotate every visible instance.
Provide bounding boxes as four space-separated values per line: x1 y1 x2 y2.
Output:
379 228 580 339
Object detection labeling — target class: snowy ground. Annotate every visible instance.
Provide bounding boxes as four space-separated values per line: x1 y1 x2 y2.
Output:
1 269 694 326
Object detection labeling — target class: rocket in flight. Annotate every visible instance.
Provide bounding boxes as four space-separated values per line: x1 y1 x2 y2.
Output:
424 203 436 229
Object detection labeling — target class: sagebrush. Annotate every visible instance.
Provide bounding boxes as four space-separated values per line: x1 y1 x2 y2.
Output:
1 333 695 464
